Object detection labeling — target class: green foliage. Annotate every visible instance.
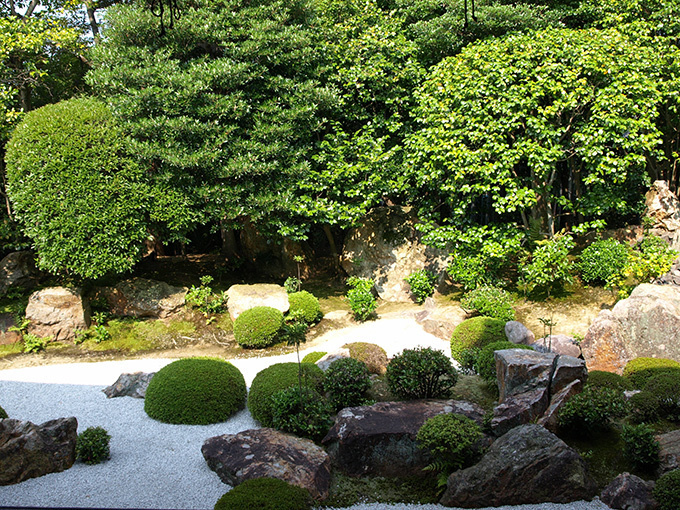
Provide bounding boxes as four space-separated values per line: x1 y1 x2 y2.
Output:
0 404 7 418
585 370 632 392
233 307 284 349
612 235 678 297
558 386 628 435
622 423 659 471
346 277 377 321
628 390 660 424
520 234 575 296
450 316 507 363
324 358 372 411
248 362 325 427
475 342 534 383
284 277 301 294
343 342 389 375
23 333 48 353
623 357 680 389
643 372 680 420
5 97 150 279
577 238 630 286
144 358 246 425
460 286 515 321
214 478 312 510
186 276 228 317
287 291 322 325
386 347 458 400
270 386 334 441
654 469 680 510
416 413 482 477
404 269 438 304
76 426 111 465
301 351 326 364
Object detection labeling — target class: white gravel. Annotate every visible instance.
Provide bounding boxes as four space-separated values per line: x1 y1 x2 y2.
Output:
0 318 611 510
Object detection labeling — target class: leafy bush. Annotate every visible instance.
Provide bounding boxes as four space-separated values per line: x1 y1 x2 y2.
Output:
654 469 680 510
346 277 377 321
214 478 312 510
324 358 371 411
475 342 535 383
623 357 680 389
612 235 678 297
0 405 7 418
248 362 325 427
343 342 389 375
577 238 630 286
416 413 482 474
460 286 515 322
76 426 111 465
644 372 680 420
186 276 228 317
585 370 633 392
301 351 326 364
519 234 574 295
404 269 438 304
284 276 301 294
557 386 628 435
270 386 334 441
144 358 246 425
287 291 322 325
386 347 458 400
233 306 284 349
23 333 49 353
450 316 507 363
628 391 660 424
622 423 659 471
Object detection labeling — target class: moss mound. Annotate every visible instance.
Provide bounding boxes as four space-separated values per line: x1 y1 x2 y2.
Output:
343 342 389 374
586 370 633 392
248 362 325 427
623 357 680 389
214 478 311 510
451 316 507 362
144 357 246 425
288 291 322 324
233 306 284 349
301 351 326 364
654 469 680 510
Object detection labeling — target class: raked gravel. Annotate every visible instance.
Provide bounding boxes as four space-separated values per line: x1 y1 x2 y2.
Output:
0 318 612 510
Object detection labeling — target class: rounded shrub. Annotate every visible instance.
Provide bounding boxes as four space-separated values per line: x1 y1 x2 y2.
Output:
287 291 322 324
622 423 659 471
233 306 284 349
301 351 327 364
557 386 628 435
324 357 371 411
343 342 389 375
346 277 377 321
623 357 680 389
654 469 680 510
475 342 534 382
577 238 630 286
644 372 680 420
144 357 246 425
404 269 438 304
0 405 7 419
451 316 507 363
214 477 312 510
386 347 458 400
460 286 515 322
76 426 111 465
585 370 633 392
248 362 325 427
416 413 482 470
270 387 333 441
628 390 661 424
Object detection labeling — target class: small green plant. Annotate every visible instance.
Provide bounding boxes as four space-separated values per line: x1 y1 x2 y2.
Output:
23 333 49 353
8 317 30 337
404 269 438 304
623 357 680 389
214 477 312 510
475 341 534 382
90 311 111 343
622 423 659 471
233 306 284 349
558 386 628 435
346 276 377 321
76 426 111 465
612 235 678 297
519 233 574 296
450 316 507 363
654 469 680 510
301 351 326 364
386 347 458 400
460 286 515 321
324 357 372 411
284 276 302 294
185 276 228 317
270 386 334 441
577 238 630 287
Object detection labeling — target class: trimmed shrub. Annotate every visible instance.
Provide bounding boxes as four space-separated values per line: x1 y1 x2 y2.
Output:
577 238 630 286
558 386 628 435
144 358 246 425
287 291 322 324
416 413 482 471
404 269 438 304
460 286 515 322
628 390 661 424
585 370 633 392
622 423 659 471
248 362 325 427
623 357 680 389
324 358 371 411
450 317 507 363
270 387 333 441
301 351 326 364
0 405 7 419
644 372 680 420
654 469 680 510
386 347 458 400
76 426 111 465
233 306 284 349
343 342 389 375
475 342 534 382
214 477 312 510
346 277 377 321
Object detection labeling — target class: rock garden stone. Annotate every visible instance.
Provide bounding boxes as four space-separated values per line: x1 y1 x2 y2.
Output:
202 428 330 499
322 400 485 477
657 429 680 475
315 349 350 371
645 180 680 232
226 283 289 321
25 287 89 341
97 278 187 319
102 372 155 398
530 334 581 358
536 380 583 432
0 312 20 345
0 251 40 297
601 472 658 510
505 321 535 345
440 424 597 507
414 302 467 341
0 417 78 485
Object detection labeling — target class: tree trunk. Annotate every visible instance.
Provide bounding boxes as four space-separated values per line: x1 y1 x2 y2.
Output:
322 224 341 271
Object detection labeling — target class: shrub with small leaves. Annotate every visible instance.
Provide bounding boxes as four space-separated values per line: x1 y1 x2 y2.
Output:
76 426 111 465
284 276 301 294
612 235 678 297
233 306 284 348
301 351 326 364
404 269 438 304
520 234 574 295
450 316 507 363
585 370 633 392
644 372 680 420
324 358 371 411
343 342 389 375
654 469 680 510
577 238 630 286
622 423 659 471
386 347 458 400
475 342 535 383
460 286 515 322
288 291 322 324
346 277 377 321
416 413 482 473
628 390 661 424
214 477 312 510
270 386 334 441
623 357 680 389
558 386 628 435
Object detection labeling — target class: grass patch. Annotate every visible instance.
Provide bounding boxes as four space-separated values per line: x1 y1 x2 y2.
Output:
80 318 195 353
451 374 498 412
213 313 233 333
0 342 23 358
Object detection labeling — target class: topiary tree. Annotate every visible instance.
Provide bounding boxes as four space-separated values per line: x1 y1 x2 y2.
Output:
287 291 322 325
144 357 246 425
233 306 284 349
386 347 458 400
5 97 151 279
301 351 327 364
76 426 111 465
270 387 333 441
324 357 371 411
585 370 632 392
450 316 507 363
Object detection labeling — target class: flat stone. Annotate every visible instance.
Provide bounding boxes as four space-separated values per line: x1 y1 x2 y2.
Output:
226 283 289 321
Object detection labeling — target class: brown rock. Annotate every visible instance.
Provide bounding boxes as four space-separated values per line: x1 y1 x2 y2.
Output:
581 310 629 373
645 180 680 232
0 251 41 297
537 380 583 433
551 355 587 395
226 283 289 321
202 428 330 499
25 287 90 341
601 472 658 510
495 349 556 402
0 313 21 346
97 278 187 319
531 334 582 358
416 304 467 341
491 386 551 437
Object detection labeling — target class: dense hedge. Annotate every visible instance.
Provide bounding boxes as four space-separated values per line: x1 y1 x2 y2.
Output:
324 357 371 411
287 291 322 324
144 358 246 425
585 370 632 392
623 357 680 389
214 478 312 510
233 306 284 348
654 469 680 510
450 317 507 362
301 351 326 364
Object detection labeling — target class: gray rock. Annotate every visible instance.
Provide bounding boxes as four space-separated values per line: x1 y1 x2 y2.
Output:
657 429 680 475
440 424 597 507
645 180 680 232
202 428 331 499
226 283 289 321
505 321 535 344
102 372 156 398
551 355 587 395
316 349 350 371
0 417 78 485
415 304 467 341
0 251 40 297
495 349 556 401
601 472 658 510
0 313 21 346
25 287 90 342
531 334 582 358
537 380 583 433
97 278 187 320
491 387 551 437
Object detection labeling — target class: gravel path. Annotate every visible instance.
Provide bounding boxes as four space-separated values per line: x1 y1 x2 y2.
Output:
0 318 611 510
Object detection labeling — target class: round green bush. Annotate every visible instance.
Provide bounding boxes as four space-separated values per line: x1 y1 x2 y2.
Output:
233 306 284 349
628 390 661 424
451 317 507 363
460 286 515 322
585 370 633 392
0 405 7 419
386 347 458 400
557 386 628 435
76 426 111 465
270 387 333 441
343 342 389 375
248 362 325 427
214 477 312 510
324 357 371 411
577 238 630 286
144 357 246 425
475 342 534 382
416 413 482 470
287 291 322 324
654 469 680 510
622 423 659 471
623 357 680 389
644 372 680 420
301 351 327 364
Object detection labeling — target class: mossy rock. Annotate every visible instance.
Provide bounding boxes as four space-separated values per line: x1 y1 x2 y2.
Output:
233 306 284 349
301 351 326 364
586 370 633 392
654 469 680 510
248 362 325 427
475 341 534 382
144 357 246 425
343 342 389 374
288 291 322 324
623 357 680 389
450 316 507 362
214 478 311 510
0 405 7 419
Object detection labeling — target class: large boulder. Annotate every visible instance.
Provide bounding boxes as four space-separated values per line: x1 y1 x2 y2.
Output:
97 278 187 320
201 428 330 500
440 424 597 508
415 298 467 341
645 180 680 232
226 283 289 321
322 400 485 477
25 287 90 341
601 472 658 510
0 417 78 485
0 251 41 297
657 429 680 475
102 372 155 399
530 334 582 358
581 284 680 373
341 207 450 302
